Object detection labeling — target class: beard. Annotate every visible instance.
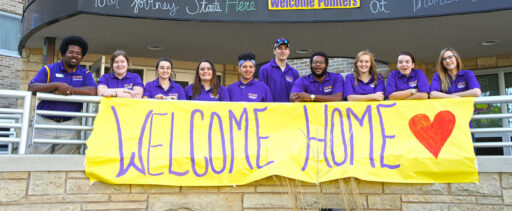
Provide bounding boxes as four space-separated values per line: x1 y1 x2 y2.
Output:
311 68 327 78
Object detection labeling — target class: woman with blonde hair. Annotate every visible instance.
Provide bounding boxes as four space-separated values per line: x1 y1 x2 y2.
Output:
97 50 143 98
185 59 230 101
430 48 481 98
344 50 385 101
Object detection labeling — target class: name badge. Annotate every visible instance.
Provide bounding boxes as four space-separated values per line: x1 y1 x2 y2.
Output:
324 86 332 93
124 83 133 90
56 73 64 78
248 93 258 100
72 75 83 80
286 76 293 83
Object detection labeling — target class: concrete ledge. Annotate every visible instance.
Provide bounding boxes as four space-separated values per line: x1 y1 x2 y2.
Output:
0 155 85 171
0 155 511 172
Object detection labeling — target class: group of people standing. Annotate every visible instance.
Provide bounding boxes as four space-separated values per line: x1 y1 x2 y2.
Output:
27 35 481 154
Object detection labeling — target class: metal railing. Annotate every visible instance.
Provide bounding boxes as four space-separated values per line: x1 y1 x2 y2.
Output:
1 89 512 154
472 96 512 149
0 90 32 154
31 92 101 147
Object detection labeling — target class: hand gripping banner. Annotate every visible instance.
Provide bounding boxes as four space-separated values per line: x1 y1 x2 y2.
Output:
85 98 478 186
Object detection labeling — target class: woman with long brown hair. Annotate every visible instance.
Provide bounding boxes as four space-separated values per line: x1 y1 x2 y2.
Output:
430 48 481 98
344 50 385 101
184 59 230 101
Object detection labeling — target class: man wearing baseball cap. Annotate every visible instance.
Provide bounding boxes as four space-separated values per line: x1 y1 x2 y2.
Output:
258 38 299 102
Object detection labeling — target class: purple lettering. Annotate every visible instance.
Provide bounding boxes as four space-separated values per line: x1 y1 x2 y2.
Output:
377 103 400 169
347 105 375 168
330 107 348 166
113 106 148 177
301 105 331 171
254 107 274 169
147 112 167 176
169 112 189 176
190 109 209 177
208 112 227 174
229 108 251 172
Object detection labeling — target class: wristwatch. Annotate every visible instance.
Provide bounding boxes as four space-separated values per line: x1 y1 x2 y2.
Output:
311 94 315 101
409 89 416 94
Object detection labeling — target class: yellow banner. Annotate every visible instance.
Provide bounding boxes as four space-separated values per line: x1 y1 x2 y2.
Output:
268 0 360 10
85 98 478 186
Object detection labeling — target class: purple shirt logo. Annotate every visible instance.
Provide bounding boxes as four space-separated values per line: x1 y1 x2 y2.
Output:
457 82 466 89
323 86 333 93
286 76 294 82
409 80 417 87
248 93 258 100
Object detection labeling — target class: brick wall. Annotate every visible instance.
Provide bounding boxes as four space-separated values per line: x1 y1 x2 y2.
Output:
0 171 510 210
0 0 24 108
388 55 512 82
288 57 390 77
0 0 23 15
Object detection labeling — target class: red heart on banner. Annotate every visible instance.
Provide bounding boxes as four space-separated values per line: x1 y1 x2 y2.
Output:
408 110 456 159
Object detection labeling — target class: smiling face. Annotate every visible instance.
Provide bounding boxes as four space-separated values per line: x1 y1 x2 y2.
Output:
62 45 82 69
357 55 371 74
311 55 327 78
157 61 172 80
397 55 415 76
112 55 128 77
442 50 458 72
199 62 213 82
273 44 290 62
238 61 255 83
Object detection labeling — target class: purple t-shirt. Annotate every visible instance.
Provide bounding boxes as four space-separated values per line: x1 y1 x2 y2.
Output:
291 72 344 96
143 78 185 100
258 58 299 102
430 70 481 94
29 61 96 114
343 73 385 98
97 72 143 90
227 79 273 102
184 84 230 101
386 69 429 97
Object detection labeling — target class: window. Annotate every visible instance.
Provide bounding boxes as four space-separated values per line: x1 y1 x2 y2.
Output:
0 11 22 57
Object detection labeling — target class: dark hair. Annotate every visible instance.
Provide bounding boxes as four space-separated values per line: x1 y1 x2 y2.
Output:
310 51 329 67
110 50 130 72
238 52 256 62
59 35 88 57
155 57 173 70
193 59 219 98
398 52 416 64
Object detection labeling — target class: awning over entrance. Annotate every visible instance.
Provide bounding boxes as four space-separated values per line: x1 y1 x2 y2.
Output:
20 0 512 63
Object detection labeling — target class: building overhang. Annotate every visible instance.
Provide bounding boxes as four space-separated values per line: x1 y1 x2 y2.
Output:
20 0 512 64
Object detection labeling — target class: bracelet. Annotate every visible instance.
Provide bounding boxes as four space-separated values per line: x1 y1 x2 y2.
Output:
115 91 117 97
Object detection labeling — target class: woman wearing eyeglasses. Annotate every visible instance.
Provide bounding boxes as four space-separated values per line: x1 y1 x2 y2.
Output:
430 48 481 98
386 52 429 100
344 50 385 101
185 59 230 101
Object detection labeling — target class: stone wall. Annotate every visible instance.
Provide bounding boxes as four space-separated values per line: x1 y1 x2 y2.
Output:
0 171 510 210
